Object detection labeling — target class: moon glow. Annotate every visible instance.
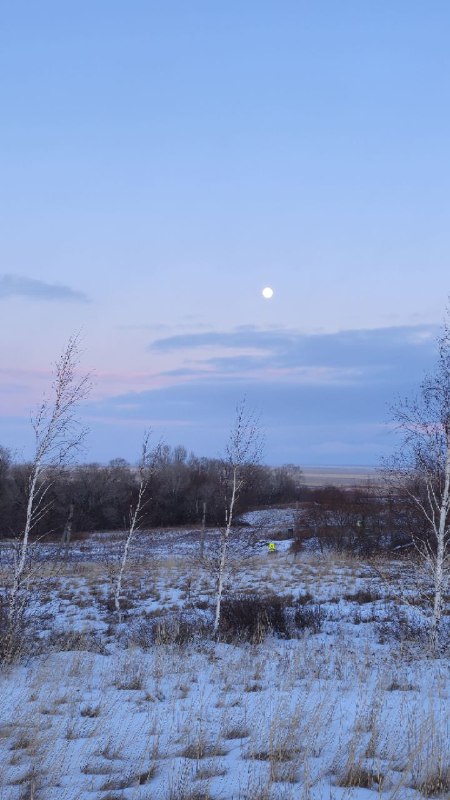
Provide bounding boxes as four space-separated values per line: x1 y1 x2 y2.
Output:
262 287 274 299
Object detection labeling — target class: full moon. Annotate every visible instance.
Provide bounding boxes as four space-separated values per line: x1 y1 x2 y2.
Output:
262 287 274 299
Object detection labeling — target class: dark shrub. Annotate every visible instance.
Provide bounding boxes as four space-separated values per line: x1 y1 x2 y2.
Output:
293 603 324 633
344 589 381 604
376 607 428 646
0 593 31 663
219 593 290 643
47 630 107 654
103 593 135 614
296 592 313 605
131 612 209 648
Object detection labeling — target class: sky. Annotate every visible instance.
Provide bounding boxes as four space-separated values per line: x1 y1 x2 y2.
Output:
1 1 449 466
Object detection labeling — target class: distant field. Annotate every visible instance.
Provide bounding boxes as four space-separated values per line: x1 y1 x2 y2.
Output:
301 465 379 487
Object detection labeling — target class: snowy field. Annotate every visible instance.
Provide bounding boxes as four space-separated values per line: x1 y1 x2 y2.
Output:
0 508 449 800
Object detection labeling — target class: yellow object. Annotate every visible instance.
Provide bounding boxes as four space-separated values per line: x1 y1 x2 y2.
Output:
268 542 276 551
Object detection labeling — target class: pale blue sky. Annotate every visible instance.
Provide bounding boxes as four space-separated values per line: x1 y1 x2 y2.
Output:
1 2 449 464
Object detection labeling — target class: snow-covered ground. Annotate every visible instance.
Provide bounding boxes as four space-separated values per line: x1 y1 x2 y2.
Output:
0 509 449 800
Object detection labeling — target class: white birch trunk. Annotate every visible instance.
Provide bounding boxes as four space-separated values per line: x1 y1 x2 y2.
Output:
114 527 133 625
6 335 90 643
9 464 41 620
430 428 450 652
114 494 143 623
212 398 262 637
213 469 237 635
113 434 151 623
199 501 206 560
62 502 74 546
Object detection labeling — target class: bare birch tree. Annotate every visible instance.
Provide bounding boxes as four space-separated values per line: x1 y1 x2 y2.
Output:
7 334 90 631
213 400 263 636
387 314 450 653
113 431 158 623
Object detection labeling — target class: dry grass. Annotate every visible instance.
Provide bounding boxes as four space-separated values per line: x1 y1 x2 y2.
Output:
0 635 447 799
181 741 229 760
0 534 448 799
412 765 450 797
338 763 385 790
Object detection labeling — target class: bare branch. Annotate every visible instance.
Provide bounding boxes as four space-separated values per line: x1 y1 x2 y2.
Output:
114 431 160 623
213 399 263 636
385 305 450 653
7 334 91 633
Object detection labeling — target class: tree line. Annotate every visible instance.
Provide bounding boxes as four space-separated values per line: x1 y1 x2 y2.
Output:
0 437 436 558
0 444 304 539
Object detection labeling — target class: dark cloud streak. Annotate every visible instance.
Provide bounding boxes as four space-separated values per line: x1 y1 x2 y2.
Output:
152 325 438 385
0 274 89 303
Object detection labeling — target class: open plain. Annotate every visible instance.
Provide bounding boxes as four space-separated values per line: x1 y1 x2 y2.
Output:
1 508 449 800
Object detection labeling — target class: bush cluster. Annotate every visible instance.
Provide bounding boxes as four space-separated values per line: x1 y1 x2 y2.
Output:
292 483 434 555
218 593 324 643
130 612 210 648
219 594 288 643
